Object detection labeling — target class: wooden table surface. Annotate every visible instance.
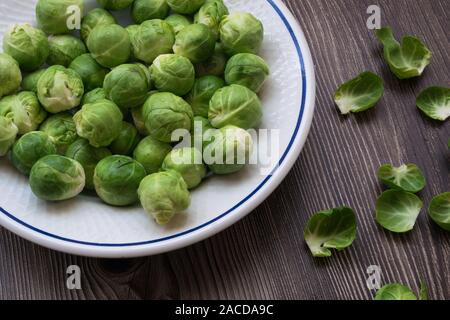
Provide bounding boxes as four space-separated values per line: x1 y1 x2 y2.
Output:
1 0 449 300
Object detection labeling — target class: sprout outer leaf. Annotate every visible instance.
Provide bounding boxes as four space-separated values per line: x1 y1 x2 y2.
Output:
374 284 417 300
416 86 450 121
378 163 426 193
428 192 450 231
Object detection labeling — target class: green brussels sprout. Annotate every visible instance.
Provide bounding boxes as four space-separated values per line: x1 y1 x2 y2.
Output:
21 69 45 93
0 54 21 99
204 125 253 175
131 104 149 136
87 24 131 68
220 12 264 56
194 0 229 39
37 65 84 113
224 53 269 92
143 92 194 143
0 91 47 135
30 155 85 201
110 122 141 155
195 42 228 77
47 35 87 67
131 20 175 64
133 136 172 174
132 0 170 24
94 155 147 206
36 0 85 35
69 54 109 92
165 14 192 35
149 54 195 96
167 0 205 15
81 8 117 42
40 113 78 154
97 0 134 10
173 24 216 64
186 76 225 117
66 138 111 190
2 24 49 71
0 116 18 157
103 64 151 109
73 99 123 148
209 84 262 129
191 116 215 149
11 131 57 175
81 88 107 105
162 147 206 189
138 170 190 224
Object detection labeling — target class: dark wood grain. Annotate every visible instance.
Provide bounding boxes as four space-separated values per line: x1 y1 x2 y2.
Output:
0 0 449 300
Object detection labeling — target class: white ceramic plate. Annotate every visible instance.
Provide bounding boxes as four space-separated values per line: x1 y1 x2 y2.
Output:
0 0 315 258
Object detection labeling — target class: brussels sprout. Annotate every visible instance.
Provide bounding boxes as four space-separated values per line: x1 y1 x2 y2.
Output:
37 65 84 113
304 207 357 258
143 92 194 143
40 113 78 154
186 76 225 117
165 14 192 35
0 116 18 157
81 8 117 42
69 54 109 92
224 53 269 93
162 147 206 189
167 0 205 15
220 12 264 56
97 0 134 10
131 20 175 64
30 155 85 201
73 99 123 147
47 35 87 67
375 27 432 79
375 284 418 301
209 84 262 129
416 86 450 121
195 43 228 77
11 131 57 175
133 136 172 174
94 155 147 206
110 122 141 155
0 91 47 135
0 54 22 99
149 54 195 96
2 24 49 72
131 104 149 136
21 69 45 93
138 170 190 224
87 24 131 68
132 0 170 24
173 24 216 64
66 138 111 190
191 116 214 149
428 192 450 231
36 0 85 35
204 125 253 174
376 190 423 233
194 0 229 39
334 72 384 115
104 64 151 109
81 88 107 105
378 163 426 193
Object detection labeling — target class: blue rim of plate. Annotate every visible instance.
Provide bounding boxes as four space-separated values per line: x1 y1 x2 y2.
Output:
0 0 308 247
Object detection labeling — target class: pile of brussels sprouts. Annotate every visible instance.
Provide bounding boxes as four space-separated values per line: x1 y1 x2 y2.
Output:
0 0 270 225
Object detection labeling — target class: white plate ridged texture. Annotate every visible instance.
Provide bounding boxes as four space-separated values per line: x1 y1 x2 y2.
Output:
0 0 315 257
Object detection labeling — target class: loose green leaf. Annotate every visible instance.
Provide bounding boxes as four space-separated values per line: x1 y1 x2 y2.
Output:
376 190 423 233
378 163 426 193
416 86 450 121
334 72 384 114
304 207 357 258
428 192 450 231
375 284 417 300
375 27 432 79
